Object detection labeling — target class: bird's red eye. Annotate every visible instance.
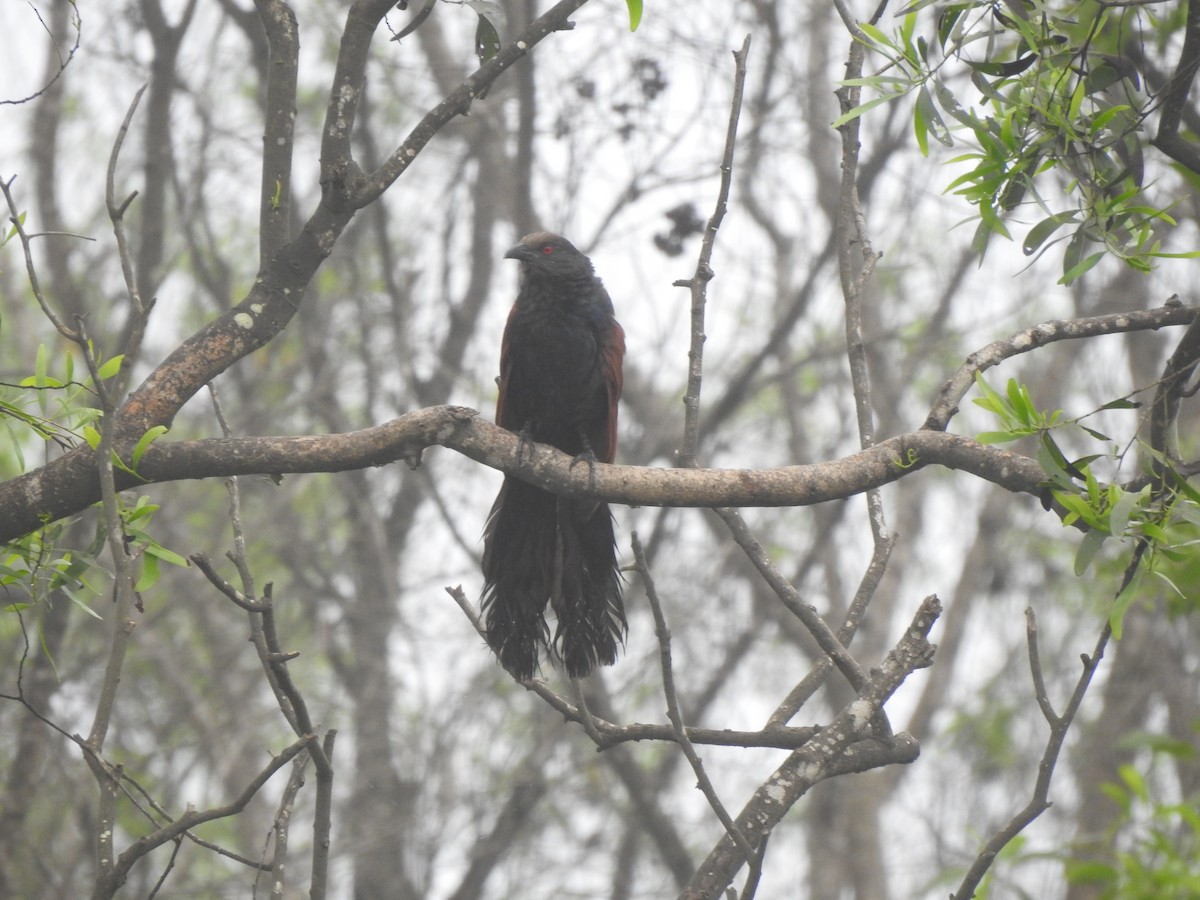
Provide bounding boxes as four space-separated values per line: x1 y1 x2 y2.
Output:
542 245 554 255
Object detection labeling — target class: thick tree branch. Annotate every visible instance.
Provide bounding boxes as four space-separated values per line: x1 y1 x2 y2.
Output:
0 408 1045 542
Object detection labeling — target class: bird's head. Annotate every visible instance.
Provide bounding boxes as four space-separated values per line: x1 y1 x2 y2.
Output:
505 231 593 281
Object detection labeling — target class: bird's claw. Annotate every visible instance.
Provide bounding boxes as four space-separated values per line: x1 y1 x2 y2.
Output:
569 438 599 493
515 424 535 468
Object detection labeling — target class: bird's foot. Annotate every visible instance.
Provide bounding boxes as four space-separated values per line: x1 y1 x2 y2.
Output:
569 437 599 492
515 423 536 468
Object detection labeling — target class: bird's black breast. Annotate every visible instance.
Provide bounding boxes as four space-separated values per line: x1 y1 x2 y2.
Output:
501 296 610 454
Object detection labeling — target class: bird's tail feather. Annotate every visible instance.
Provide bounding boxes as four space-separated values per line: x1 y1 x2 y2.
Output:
551 498 626 679
481 478 556 681
481 478 625 680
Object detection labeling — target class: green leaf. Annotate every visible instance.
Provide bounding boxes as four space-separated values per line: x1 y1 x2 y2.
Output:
96 355 124 381
914 84 951 155
142 542 189 568
1074 528 1107 575
625 0 642 31
857 21 898 53
1107 486 1144 539
1059 250 1104 284
473 9 500 64
976 430 1024 445
135 551 159 592
63 585 103 619
82 425 102 450
132 425 169 469
1023 213 1074 256
831 92 899 129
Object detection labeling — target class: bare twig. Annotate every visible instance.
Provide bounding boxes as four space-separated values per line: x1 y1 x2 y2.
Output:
835 4 888 552
310 729 337 900
0 175 82 341
0 1 82 107
261 752 309 899
90 734 317 900
949 615 1114 900
765 532 895 727
446 585 824 750
714 507 867 690
683 596 940 899
632 533 759 874
355 0 595 206
676 34 751 467
83 85 155 885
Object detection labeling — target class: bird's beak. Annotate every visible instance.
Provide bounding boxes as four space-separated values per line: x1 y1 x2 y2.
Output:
505 244 534 262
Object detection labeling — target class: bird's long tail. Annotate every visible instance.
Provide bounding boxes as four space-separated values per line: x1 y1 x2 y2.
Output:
481 477 625 680
551 496 625 678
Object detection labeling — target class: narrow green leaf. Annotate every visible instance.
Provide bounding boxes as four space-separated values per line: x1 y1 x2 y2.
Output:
625 0 642 31
135 552 159 593
1023 214 1073 256
96 355 124 381
63 586 104 619
831 92 898 129
976 430 1024 445
142 542 189 568
132 425 169 468
82 425 101 450
856 21 898 53
1074 528 1107 575
1059 250 1104 284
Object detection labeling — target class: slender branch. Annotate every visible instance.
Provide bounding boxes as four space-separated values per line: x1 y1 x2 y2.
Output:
0 175 82 341
949 618 1113 900
765 531 895 727
310 729 337 900
714 507 868 690
676 34 751 467
682 596 940 899
357 0 594 206
83 86 156 886
835 17 887 542
1149 312 1200 470
0 0 82 107
924 302 1197 431
632 534 758 868
444 586 822 750
89 734 316 900
264 753 309 899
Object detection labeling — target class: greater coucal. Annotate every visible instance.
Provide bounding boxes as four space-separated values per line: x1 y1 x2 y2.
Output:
481 231 626 680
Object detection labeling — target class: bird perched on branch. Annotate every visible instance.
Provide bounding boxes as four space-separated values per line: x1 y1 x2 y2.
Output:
481 231 627 680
